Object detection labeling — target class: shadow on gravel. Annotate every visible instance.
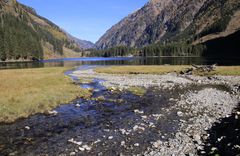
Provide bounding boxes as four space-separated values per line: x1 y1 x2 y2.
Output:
199 103 240 156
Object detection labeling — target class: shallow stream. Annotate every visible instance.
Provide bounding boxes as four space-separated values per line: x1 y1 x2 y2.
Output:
0 66 236 156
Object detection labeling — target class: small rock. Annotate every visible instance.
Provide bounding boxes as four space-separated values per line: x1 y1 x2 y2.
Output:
121 141 125 146
48 110 58 115
217 136 224 142
82 145 91 151
177 111 184 117
211 147 217 151
169 98 175 101
70 152 76 156
79 147 85 151
75 104 80 107
108 136 113 140
25 126 30 130
141 116 147 119
133 125 145 131
119 129 126 135
193 134 202 145
134 143 140 147
68 138 82 146
234 145 240 149
149 122 155 128
134 109 144 114
235 115 239 119
94 139 101 144
152 140 162 148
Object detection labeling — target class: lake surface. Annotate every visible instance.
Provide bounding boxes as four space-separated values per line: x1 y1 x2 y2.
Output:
0 57 240 69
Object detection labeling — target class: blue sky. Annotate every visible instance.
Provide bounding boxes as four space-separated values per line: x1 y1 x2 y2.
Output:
17 0 148 43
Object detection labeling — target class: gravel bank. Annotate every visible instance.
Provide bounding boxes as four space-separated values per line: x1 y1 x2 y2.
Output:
72 68 240 155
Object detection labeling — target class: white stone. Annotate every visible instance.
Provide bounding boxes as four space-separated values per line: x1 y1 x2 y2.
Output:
48 110 58 115
68 138 82 146
108 136 113 140
79 147 85 151
177 111 184 117
25 126 30 130
75 104 80 107
121 141 125 146
134 143 140 147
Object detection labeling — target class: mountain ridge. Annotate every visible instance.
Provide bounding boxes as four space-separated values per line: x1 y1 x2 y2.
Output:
96 0 240 52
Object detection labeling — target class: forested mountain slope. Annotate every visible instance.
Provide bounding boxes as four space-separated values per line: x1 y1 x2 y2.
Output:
0 0 94 61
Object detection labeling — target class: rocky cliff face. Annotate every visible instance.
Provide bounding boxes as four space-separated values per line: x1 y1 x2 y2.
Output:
96 0 240 49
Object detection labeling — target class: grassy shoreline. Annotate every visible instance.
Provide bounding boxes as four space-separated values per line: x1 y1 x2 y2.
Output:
0 67 91 123
95 65 240 76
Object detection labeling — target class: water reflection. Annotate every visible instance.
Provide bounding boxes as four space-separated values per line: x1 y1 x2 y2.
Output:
0 57 240 70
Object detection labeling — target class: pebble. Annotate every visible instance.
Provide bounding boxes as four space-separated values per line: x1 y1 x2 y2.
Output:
79 147 85 151
94 139 101 144
134 143 140 147
25 126 31 130
68 138 82 146
193 134 202 145
75 104 80 107
108 136 113 140
134 109 144 114
133 125 145 131
82 145 91 151
48 110 58 115
70 152 76 156
177 111 184 117
235 115 239 119
211 147 217 151
152 140 162 148
121 141 126 146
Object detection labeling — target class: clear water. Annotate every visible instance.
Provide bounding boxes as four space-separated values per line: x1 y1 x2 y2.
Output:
0 57 240 69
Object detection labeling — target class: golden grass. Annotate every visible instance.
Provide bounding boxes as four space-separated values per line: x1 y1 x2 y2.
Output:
0 67 91 123
95 65 190 75
196 66 240 76
95 65 240 76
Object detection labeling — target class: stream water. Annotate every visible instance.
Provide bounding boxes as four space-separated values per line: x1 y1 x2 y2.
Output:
0 66 238 155
0 66 181 155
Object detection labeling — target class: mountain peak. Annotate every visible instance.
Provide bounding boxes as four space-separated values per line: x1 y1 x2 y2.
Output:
96 0 240 49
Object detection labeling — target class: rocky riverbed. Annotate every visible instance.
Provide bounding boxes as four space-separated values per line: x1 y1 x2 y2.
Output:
0 66 239 156
71 67 240 155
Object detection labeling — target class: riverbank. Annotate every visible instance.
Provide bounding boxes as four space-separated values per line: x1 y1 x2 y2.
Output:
70 66 240 155
0 67 91 123
0 66 239 155
95 65 240 76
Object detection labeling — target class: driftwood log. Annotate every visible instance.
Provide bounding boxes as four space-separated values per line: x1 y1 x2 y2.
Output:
192 64 217 72
180 64 217 75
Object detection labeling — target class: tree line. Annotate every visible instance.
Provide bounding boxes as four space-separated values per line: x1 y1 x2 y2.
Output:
87 46 138 57
87 42 206 57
